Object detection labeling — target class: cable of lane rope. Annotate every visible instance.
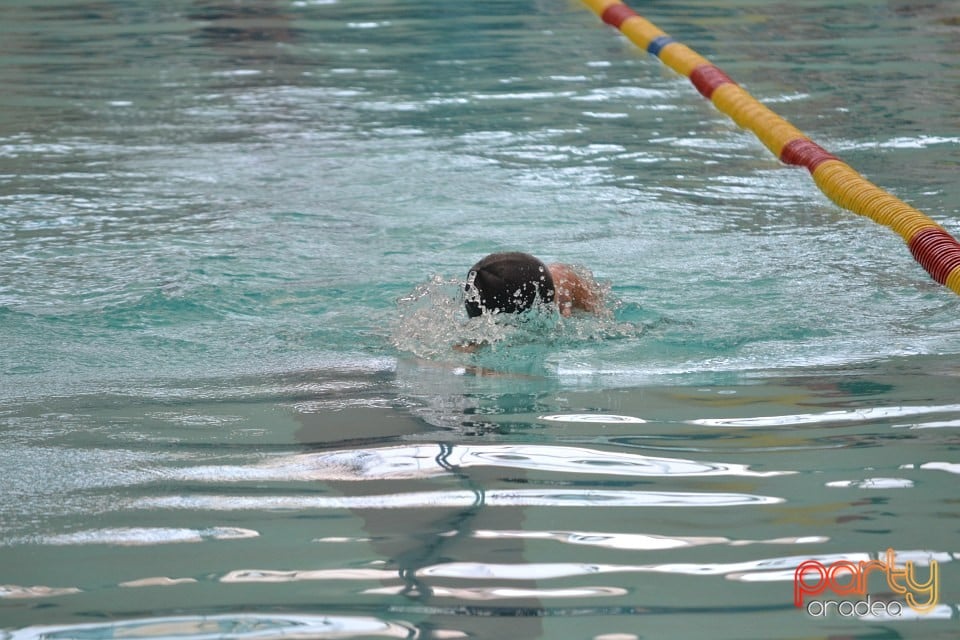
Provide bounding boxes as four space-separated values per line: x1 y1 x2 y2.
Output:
579 0 960 295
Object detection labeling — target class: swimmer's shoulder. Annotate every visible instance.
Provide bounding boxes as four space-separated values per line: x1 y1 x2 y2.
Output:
547 262 601 315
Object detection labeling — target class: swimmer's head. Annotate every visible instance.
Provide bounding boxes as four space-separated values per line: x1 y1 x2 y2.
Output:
464 252 555 318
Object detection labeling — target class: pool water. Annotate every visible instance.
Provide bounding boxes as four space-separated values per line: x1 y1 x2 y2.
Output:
1 0 958 638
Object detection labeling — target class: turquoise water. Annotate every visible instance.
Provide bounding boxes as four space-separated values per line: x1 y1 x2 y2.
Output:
1 0 959 638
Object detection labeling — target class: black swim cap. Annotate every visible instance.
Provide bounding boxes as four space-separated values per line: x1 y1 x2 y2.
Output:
464 252 555 318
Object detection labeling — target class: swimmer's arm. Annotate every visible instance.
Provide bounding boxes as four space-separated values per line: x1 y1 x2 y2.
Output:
548 263 601 317
453 341 482 354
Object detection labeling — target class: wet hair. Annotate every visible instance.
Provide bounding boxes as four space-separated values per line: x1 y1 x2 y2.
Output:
464 252 555 318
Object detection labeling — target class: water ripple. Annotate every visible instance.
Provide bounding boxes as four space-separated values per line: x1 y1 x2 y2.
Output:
0 585 82 600
470 530 828 551
168 443 791 483
5 614 417 640
911 462 960 475
365 585 627 600
825 478 914 489
36 527 259 546
690 404 960 428
134 488 782 511
221 568 396 583
416 550 952 581
539 414 646 424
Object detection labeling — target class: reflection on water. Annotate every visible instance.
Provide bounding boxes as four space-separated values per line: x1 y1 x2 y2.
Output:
471 530 828 551
38 527 259 547
7 614 420 640
134 488 783 510
691 404 960 428
2 361 959 638
166 443 793 482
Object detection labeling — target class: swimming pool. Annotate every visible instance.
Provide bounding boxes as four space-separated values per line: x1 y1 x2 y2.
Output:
1 0 958 637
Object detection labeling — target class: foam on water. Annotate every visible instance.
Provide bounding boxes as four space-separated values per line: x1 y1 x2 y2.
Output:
390 272 646 372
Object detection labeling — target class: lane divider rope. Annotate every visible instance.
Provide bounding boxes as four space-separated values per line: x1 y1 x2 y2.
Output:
580 0 960 294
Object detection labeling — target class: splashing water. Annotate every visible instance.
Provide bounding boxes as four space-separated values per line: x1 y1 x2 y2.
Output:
390 270 645 372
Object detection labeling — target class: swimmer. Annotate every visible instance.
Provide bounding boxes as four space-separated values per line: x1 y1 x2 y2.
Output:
464 252 600 319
